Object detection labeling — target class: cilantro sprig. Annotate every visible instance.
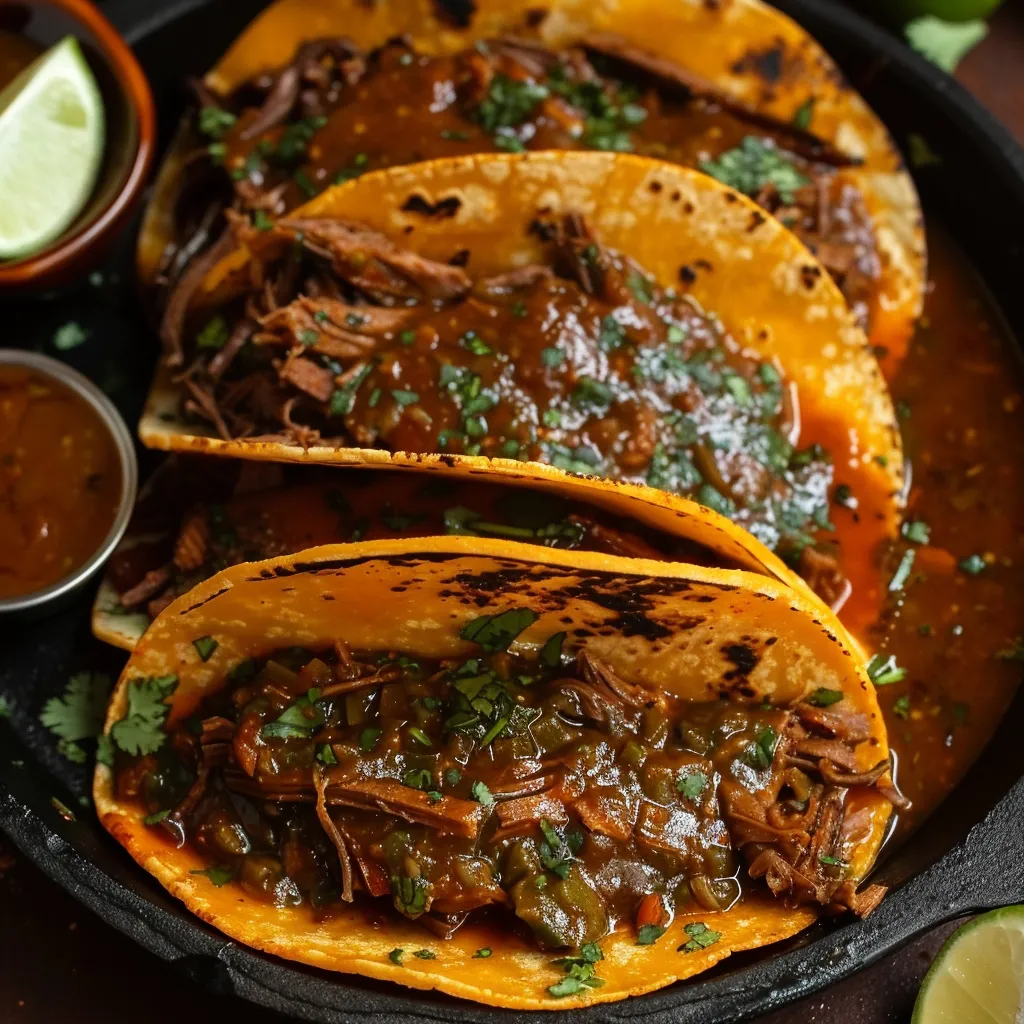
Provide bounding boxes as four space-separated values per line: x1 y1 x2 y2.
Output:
110 676 178 756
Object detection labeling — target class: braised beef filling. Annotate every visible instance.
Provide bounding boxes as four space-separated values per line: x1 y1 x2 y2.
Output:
165 214 838 573
116 633 898 950
167 34 877 327
107 474 736 624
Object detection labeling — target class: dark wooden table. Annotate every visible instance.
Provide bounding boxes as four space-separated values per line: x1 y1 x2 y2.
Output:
3 5 1023 1021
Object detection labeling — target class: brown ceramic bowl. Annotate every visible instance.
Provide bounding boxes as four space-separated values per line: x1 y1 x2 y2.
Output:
0 0 156 290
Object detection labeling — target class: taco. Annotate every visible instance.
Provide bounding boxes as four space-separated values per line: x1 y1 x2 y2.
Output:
95 536 901 1009
93 456 818 652
142 152 904 636
140 0 924 367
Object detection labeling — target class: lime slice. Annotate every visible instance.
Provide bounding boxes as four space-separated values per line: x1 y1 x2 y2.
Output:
913 906 1024 1023
0 36 105 261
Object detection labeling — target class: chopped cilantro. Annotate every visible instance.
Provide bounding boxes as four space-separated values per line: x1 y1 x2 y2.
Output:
743 725 778 770
867 653 906 686
408 726 433 747
359 726 382 752
636 924 666 945
475 74 549 132
473 947 492 958
889 549 916 592
547 941 604 997
460 331 492 356
329 364 372 416
198 106 237 139
253 210 273 232
316 743 338 765
678 921 722 952
572 376 614 410
143 809 171 825
391 388 419 407
958 554 987 575
299 329 319 346
539 631 566 668
404 768 433 791
190 865 235 887
541 346 564 369
470 780 494 806
700 137 809 204
52 321 89 351
893 695 910 720
806 687 844 707
511 300 528 318
627 271 653 304
676 771 707 801
110 675 178 756
460 608 538 651
196 315 230 350
413 949 436 960
444 767 462 786
389 948 404 965
192 636 218 662
262 689 325 740
902 520 931 545
792 97 815 131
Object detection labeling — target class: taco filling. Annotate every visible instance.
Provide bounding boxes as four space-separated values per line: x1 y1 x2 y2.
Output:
164 214 841 573
114 635 896 952
105 470 745 628
173 35 877 328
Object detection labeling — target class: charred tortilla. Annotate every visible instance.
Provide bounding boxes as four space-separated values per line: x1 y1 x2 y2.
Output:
96 536 897 1008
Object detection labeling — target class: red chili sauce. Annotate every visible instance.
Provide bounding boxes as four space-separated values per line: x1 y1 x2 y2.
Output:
0 364 122 599
870 227 1024 831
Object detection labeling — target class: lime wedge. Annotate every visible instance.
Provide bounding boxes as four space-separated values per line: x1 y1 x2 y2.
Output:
0 36 105 261
913 906 1024 1023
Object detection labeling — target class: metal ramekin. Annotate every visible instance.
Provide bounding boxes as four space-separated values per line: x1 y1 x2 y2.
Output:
0 350 138 615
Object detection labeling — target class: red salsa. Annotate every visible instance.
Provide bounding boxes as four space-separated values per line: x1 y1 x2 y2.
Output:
0 364 122 599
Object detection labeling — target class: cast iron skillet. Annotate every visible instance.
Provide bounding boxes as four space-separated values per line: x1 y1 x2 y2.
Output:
1 1 1023 1020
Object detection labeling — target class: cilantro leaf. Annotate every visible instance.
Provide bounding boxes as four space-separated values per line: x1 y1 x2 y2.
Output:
806 687 844 707
636 924 666 945
470 780 494 807
262 689 325 740
701 137 809 204
40 672 112 743
192 636 218 661
190 865 235 887
473 947 492 958
676 771 708 801
539 631 567 668
678 921 722 952
389 948 404 965
52 321 89 351
110 675 178 756
867 654 907 686
460 608 538 651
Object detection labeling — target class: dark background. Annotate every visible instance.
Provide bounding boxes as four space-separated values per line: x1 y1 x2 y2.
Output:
2 3 1023 1022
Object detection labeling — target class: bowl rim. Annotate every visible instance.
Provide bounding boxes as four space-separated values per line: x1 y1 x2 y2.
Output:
0 0 156 287
0 349 138 613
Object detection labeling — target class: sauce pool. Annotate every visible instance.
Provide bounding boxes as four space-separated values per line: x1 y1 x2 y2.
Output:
0 364 122 600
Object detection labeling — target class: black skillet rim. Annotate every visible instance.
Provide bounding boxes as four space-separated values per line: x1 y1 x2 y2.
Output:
3 0 1024 1021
